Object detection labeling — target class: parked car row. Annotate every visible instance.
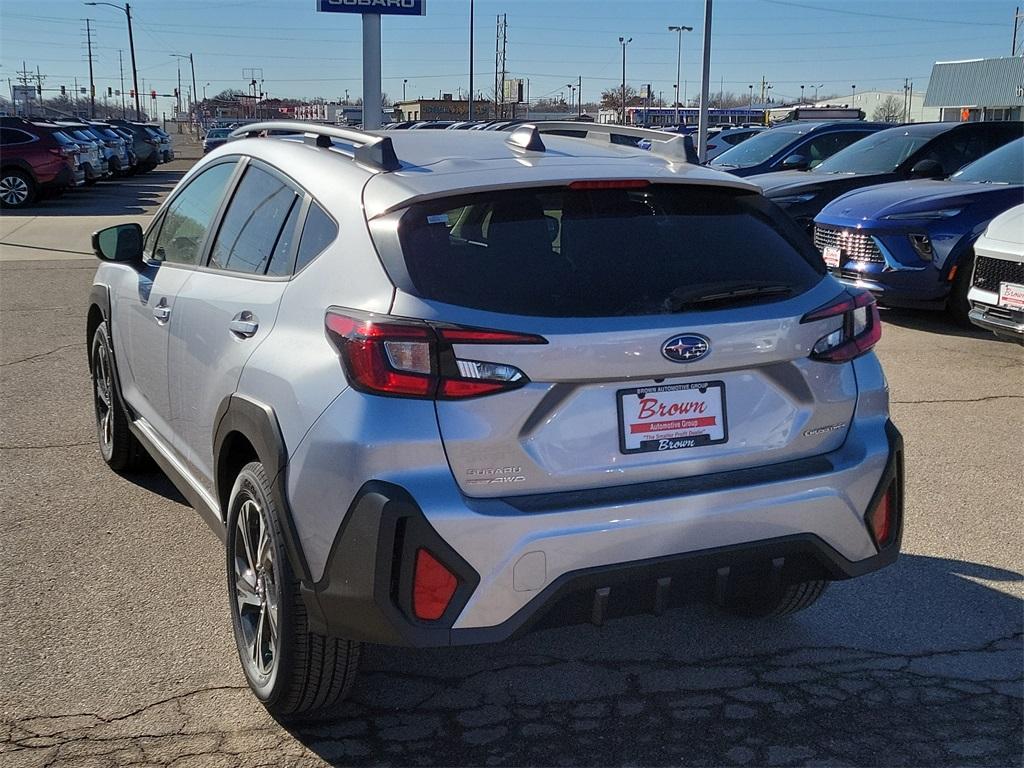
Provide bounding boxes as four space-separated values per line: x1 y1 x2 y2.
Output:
0 116 175 209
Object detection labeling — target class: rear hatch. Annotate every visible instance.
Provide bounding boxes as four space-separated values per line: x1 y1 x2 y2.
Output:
373 182 861 497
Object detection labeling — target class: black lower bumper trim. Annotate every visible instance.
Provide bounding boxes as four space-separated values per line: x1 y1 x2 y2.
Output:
311 422 903 648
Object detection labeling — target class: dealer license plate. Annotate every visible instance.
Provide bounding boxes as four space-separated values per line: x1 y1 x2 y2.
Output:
822 245 841 269
617 381 728 454
998 281 1024 310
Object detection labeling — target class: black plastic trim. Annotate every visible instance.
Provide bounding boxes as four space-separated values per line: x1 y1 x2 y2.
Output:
212 395 311 586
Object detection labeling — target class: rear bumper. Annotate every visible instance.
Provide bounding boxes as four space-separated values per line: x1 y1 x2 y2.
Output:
303 419 903 647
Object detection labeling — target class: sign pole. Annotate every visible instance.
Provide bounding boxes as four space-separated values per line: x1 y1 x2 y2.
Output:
362 13 382 129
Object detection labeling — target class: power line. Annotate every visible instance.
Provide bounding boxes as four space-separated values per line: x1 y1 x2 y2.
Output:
758 0 1005 27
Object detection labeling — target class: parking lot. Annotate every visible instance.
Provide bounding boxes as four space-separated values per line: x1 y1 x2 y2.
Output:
1 135 1022 768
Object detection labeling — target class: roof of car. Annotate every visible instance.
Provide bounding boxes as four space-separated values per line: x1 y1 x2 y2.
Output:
210 128 760 219
772 120 890 134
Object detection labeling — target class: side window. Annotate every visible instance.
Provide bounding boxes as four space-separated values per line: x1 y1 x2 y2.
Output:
294 202 338 273
151 161 236 265
0 128 32 146
208 165 299 275
803 131 871 168
266 200 303 277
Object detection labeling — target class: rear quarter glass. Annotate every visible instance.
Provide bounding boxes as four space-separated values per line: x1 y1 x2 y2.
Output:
374 185 825 317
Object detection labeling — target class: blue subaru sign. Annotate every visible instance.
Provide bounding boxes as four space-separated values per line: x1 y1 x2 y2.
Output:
316 0 426 14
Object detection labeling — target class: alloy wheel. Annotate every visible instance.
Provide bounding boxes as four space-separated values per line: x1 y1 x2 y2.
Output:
0 175 29 206
233 497 280 679
91 336 114 452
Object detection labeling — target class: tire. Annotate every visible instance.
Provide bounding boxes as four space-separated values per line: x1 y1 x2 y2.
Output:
0 168 36 209
226 461 360 721
716 578 829 618
90 321 147 472
947 253 974 326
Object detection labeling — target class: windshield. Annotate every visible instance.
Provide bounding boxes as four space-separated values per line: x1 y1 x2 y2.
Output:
382 185 823 317
207 129 231 138
952 139 1024 185
813 130 930 174
709 128 804 168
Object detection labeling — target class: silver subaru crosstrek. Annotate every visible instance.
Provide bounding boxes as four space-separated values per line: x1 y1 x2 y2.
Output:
87 121 903 720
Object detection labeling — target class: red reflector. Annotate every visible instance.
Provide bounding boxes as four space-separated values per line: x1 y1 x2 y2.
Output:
439 378 509 398
568 179 650 190
412 548 458 621
867 485 895 549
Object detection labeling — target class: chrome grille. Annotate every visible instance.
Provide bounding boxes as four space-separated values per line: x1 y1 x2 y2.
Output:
972 255 1024 292
813 226 885 263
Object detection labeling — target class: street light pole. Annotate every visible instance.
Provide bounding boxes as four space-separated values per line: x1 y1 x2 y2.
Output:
668 25 692 127
403 79 407 101
468 0 474 120
696 0 713 162
86 2 141 120
618 36 632 125
800 84 805 104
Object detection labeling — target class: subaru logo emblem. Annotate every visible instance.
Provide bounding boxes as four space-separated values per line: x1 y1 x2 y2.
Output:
662 334 710 363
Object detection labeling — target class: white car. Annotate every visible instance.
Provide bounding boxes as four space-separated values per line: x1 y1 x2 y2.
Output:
968 204 1024 343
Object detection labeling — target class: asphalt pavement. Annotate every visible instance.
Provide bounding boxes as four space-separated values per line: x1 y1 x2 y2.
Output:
1 137 1021 767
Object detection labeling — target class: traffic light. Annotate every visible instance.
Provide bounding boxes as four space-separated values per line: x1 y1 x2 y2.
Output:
36 84 42 96
130 89 135 98
60 85 66 97
107 87 113 97
150 89 157 99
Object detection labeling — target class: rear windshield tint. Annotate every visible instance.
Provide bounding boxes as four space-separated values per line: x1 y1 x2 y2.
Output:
381 185 824 317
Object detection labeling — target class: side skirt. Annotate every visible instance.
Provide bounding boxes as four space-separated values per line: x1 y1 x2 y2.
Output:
129 418 226 543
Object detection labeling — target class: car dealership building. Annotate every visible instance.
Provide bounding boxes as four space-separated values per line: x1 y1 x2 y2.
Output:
924 56 1024 122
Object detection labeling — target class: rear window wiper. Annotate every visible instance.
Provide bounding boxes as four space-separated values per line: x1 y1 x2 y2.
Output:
665 282 794 311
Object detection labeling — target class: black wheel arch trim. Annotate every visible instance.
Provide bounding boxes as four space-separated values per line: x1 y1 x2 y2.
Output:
212 394 312 587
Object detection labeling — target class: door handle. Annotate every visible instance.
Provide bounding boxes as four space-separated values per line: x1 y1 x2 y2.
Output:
229 312 259 339
153 303 171 323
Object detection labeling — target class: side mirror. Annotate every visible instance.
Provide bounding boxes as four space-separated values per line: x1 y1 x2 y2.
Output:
92 223 143 264
780 154 810 171
909 158 944 179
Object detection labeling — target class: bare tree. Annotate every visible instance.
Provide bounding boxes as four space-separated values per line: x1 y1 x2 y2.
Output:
872 94 904 123
600 85 642 112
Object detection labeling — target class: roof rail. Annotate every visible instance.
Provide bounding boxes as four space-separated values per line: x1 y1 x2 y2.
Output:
228 120 400 172
521 121 691 163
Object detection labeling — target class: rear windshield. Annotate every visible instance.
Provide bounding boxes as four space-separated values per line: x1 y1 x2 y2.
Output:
382 185 824 317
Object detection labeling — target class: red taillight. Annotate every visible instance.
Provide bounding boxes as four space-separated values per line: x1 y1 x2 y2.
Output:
866 483 896 549
801 290 881 363
324 309 545 400
412 548 458 620
568 179 650 190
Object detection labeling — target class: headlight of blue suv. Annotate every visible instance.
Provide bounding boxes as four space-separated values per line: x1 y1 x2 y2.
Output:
882 208 962 220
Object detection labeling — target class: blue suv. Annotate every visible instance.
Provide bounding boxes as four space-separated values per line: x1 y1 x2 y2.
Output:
813 138 1024 322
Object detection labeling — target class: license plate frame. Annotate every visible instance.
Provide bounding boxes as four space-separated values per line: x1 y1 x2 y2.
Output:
616 381 728 455
822 245 841 269
997 281 1024 310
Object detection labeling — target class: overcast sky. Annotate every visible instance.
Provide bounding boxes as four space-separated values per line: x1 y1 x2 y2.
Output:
0 0 1015 109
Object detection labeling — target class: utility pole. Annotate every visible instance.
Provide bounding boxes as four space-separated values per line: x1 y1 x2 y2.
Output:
1013 6 1022 55
35 66 45 116
493 15 507 118
696 0 713 162
85 4 142 120
618 36 632 125
119 49 126 117
500 15 507 119
85 18 96 118
668 25 692 127
578 75 582 118
189 53 197 119
468 0 474 120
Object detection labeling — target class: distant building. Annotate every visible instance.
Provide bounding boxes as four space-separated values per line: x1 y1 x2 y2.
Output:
924 57 1024 122
393 96 492 122
808 91 939 123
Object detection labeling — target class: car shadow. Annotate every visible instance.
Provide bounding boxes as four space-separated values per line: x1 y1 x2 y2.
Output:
22 170 186 217
119 463 188 506
879 306 996 341
284 553 1023 766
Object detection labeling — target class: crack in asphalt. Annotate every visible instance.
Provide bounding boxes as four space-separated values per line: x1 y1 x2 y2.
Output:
0 441 94 450
892 394 1024 405
0 344 79 368
3 634 1021 767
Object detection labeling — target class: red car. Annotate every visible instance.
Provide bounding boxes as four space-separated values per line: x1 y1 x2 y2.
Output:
0 121 82 209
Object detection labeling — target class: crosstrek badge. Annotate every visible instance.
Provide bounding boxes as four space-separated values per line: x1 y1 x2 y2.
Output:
617 381 728 454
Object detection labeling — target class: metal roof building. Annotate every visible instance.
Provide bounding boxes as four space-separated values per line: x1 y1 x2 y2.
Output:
924 56 1024 122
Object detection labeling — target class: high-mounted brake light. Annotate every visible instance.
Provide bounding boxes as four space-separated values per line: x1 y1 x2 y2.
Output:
568 179 650 190
800 290 881 363
324 309 545 400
